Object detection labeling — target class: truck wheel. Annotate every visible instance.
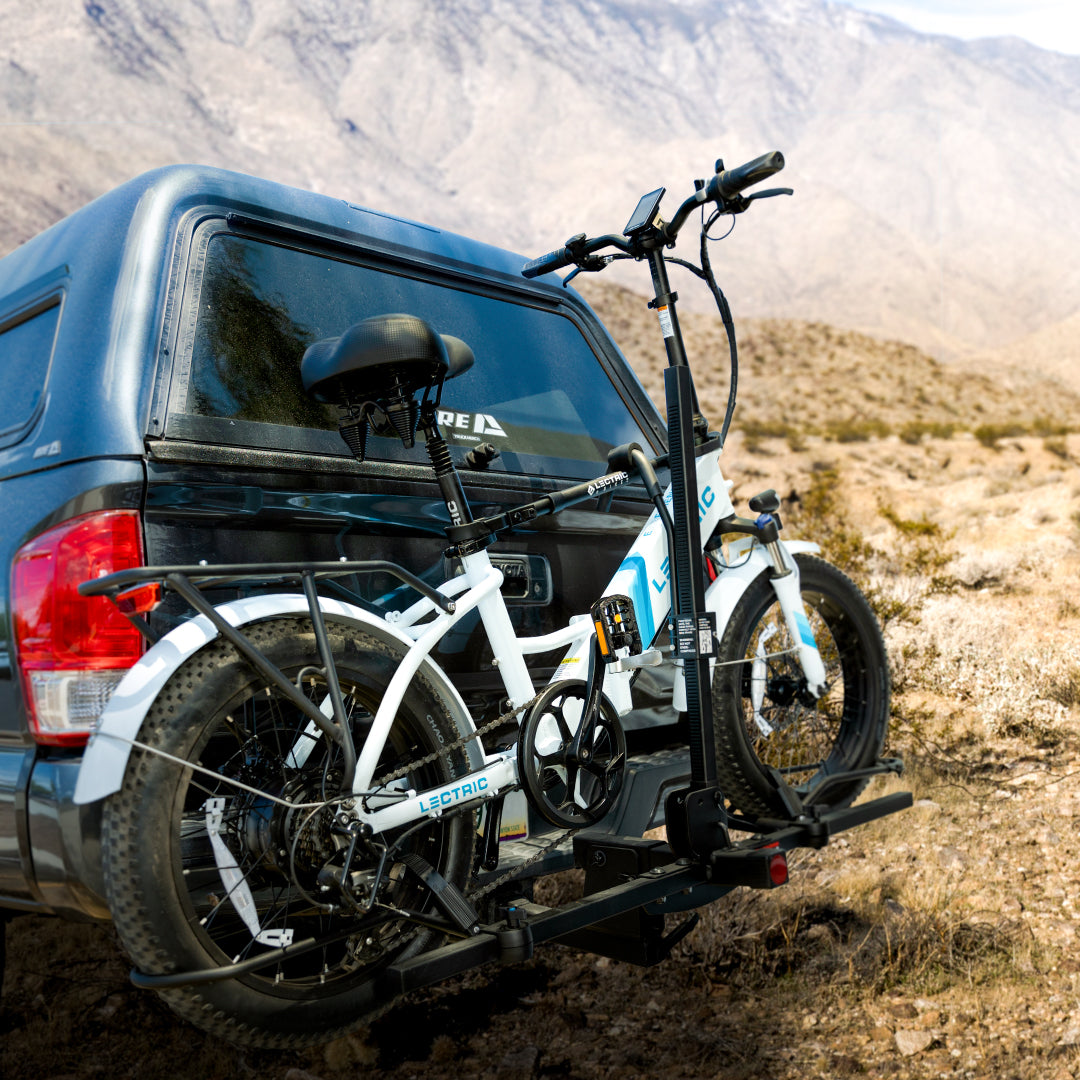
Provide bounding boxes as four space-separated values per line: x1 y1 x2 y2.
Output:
713 555 890 818
102 617 472 1048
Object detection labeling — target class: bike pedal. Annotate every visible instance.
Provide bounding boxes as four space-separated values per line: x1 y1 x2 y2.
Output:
590 594 642 661
398 853 479 934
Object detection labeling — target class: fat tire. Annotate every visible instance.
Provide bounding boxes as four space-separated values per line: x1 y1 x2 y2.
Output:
101 616 472 1048
713 555 890 818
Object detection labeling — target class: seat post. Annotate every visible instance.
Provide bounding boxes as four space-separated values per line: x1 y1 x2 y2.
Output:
418 404 474 526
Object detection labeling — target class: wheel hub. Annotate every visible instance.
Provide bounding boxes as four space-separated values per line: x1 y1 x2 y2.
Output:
766 673 803 707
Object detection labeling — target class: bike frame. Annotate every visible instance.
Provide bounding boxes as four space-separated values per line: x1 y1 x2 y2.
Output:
347 446 823 834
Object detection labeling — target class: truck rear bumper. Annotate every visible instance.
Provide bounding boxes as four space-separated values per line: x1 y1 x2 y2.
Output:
0 747 108 919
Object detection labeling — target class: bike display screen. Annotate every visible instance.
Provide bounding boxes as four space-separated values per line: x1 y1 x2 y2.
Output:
623 187 665 236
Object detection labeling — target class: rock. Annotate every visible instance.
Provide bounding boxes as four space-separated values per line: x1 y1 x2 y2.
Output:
497 1045 541 1080
937 845 967 870
895 1029 933 1056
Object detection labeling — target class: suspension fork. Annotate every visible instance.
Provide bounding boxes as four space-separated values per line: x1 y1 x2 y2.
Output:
765 547 827 698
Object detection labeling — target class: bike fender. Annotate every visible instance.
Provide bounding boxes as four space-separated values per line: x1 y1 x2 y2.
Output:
704 540 819 629
73 593 483 806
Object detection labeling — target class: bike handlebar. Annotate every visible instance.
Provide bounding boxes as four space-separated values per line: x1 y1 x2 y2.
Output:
522 245 576 280
522 233 629 279
522 151 785 279
706 150 785 201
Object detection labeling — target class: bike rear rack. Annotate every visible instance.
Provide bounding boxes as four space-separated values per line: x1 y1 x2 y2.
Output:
82 559 457 793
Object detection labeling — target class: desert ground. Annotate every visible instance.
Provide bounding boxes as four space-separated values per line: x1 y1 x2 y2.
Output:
3 283 1080 1080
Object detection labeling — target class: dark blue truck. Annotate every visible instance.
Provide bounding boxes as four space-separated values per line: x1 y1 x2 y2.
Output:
0 165 672 922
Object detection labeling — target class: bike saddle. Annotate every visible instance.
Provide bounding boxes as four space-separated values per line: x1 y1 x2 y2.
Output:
301 313 474 404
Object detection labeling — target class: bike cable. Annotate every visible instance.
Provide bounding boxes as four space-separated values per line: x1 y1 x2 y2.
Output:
700 212 739 448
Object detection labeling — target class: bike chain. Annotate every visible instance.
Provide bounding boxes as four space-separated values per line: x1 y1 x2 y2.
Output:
367 688 577 903
369 688 544 789
467 825 575 902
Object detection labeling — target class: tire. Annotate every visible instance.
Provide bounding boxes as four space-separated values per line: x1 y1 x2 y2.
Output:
101 616 473 1048
713 555 890 818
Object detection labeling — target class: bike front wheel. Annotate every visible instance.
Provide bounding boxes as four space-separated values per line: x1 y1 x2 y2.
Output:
712 554 890 818
101 616 473 1048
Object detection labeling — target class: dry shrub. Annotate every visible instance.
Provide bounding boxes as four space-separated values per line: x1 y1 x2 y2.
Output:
1044 435 1071 460
677 879 1028 998
900 420 958 444
827 418 892 443
889 595 1074 743
788 468 957 638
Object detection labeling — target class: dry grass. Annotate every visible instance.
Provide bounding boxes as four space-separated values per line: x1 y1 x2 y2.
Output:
574 278 1080 1078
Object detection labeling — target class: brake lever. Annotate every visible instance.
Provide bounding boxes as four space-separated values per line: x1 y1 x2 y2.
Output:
718 187 794 217
745 186 794 202
562 254 613 287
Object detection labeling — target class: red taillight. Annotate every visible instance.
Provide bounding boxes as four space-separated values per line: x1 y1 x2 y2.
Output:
12 510 146 746
769 852 789 886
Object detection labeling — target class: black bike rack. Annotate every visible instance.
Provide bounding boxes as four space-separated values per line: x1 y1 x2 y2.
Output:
92 563 912 998
380 787 913 996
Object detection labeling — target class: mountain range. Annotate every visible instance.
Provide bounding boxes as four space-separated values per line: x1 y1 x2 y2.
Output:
2 0 1078 365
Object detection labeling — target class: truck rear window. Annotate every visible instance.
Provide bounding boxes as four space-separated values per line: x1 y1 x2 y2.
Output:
175 233 648 479
0 301 60 444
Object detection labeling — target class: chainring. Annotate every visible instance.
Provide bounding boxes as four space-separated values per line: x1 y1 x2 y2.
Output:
517 680 627 829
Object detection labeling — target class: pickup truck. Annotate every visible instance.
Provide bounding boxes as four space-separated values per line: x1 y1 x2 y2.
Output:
0 164 673 923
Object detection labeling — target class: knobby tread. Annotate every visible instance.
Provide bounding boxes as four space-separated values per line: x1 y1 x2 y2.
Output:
101 616 472 1048
712 555 890 819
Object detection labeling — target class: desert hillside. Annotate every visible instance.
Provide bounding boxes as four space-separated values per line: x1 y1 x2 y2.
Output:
3 1 1080 357
578 278 1080 439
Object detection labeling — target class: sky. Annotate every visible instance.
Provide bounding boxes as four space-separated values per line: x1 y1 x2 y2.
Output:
841 0 1080 55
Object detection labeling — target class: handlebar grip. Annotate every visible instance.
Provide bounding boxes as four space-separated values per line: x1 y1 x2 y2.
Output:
710 151 785 201
522 247 573 279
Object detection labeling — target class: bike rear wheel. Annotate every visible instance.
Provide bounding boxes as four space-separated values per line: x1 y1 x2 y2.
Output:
712 555 890 818
102 616 472 1048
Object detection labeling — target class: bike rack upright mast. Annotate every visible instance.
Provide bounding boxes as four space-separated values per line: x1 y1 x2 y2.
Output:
643 245 727 856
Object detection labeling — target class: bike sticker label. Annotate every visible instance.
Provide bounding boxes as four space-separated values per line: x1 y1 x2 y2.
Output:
793 609 818 648
256 928 295 948
419 775 489 815
656 305 675 339
587 471 628 496
673 612 717 658
204 797 262 940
